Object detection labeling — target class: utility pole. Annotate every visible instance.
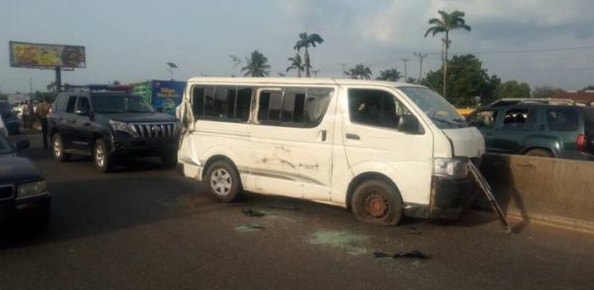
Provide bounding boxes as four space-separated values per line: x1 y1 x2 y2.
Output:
401 58 410 81
413 52 428 84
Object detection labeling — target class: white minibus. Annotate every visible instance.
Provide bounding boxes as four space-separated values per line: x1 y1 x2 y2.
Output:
177 77 485 225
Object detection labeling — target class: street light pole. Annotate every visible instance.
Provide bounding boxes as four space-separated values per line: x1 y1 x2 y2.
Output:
401 58 410 81
413 52 428 84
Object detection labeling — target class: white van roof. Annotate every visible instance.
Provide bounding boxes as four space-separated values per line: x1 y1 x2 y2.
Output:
185 77 422 89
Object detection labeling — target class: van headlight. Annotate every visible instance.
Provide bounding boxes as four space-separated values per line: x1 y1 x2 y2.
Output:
433 158 469 179
109 120 138 137
17 180 48 199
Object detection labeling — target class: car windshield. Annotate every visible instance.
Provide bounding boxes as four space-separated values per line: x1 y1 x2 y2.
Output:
0 134 14 154
91 94 155 114
399 86 468 129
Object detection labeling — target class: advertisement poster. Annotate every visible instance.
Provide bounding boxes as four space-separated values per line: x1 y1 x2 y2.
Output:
9 41 86 68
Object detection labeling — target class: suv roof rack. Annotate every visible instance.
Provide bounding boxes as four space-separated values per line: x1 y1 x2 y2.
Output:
487 98 577 107
62 84 133 92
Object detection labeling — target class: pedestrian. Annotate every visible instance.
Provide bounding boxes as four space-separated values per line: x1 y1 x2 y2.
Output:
37 97 52 150
22 101 32 128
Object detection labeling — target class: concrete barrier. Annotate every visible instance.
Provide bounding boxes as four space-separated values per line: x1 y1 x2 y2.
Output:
475 153 594 233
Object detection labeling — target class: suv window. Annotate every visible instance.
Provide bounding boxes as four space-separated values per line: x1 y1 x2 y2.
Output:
65 96 77 113
469 109 498 128
547 108 578 131
502 108 529 129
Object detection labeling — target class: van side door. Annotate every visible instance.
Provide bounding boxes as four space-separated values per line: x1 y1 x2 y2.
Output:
337 88 434 205
250 87 335 201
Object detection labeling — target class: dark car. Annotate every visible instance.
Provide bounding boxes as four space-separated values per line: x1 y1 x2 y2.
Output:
47 85 180 172
0 100 20 135
467 100 594 160
0 135 51 226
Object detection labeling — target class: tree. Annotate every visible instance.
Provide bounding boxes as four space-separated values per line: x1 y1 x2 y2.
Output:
424 10 471 98
376 68 402 81
286 53 305 77
293 32 324 77
532 86 564 99
344 64 372 79
494 81 531 99
241 50 271 77
423 54 500 107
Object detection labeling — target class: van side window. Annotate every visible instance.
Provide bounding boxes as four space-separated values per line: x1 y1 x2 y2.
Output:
348 89 401 129
191 86 252 122
257 87 333 128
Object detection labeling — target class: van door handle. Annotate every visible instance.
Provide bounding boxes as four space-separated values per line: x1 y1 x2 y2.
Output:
321 130 327 141
346 133 360 140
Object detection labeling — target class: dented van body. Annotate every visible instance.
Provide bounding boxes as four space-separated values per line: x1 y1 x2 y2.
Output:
176 77 485 226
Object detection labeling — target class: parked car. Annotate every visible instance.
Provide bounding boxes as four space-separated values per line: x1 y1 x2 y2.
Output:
0 134 51 226
467 99 594 160
48 84 180 172
0 100 20 135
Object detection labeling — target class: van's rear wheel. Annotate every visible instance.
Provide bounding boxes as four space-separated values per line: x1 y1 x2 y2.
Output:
351 179 403 226
205 161 242 202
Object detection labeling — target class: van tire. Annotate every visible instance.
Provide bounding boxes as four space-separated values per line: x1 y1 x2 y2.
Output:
351 179 403 226
525 149 554 158
205 161 242 202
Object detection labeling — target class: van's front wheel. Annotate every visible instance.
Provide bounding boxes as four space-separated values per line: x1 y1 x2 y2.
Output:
351 179 403 226
205 161 242 202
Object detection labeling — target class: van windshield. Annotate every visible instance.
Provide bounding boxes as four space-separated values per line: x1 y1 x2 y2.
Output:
399 86 468 129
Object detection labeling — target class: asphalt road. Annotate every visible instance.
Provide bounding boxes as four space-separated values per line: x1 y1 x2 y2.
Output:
1 131 594 290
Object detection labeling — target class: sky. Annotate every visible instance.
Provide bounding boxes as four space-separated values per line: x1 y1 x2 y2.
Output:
1 0 594 94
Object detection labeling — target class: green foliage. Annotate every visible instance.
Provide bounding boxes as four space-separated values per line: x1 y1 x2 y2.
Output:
532 86 564 99
344 64 372 79
294 32 324 77
424 10 472 97
376 68 402 81
424 54 500 107
494 81 531 99
286 53 304 77
241 50 271 77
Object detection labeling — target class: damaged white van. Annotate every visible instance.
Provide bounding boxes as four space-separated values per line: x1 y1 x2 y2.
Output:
177 77 485 226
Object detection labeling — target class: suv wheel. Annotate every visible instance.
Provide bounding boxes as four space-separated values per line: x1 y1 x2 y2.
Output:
93 139 113 172
525 149 554 158
51 133 71 161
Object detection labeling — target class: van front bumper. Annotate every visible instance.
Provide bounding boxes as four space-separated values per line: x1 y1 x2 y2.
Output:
404 175 477 219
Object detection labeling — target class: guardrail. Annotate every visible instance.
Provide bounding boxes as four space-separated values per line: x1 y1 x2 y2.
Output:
475 153 594 233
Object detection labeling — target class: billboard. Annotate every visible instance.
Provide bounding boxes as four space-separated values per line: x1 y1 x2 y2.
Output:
9 41 86 69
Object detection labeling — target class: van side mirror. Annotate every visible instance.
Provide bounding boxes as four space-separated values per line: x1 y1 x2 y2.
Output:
397 114 423 134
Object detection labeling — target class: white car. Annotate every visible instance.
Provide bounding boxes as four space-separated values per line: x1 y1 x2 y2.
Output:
0 116 8 137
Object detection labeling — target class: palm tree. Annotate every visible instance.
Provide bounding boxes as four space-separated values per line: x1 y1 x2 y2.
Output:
424 10 471 98
241 50 271 77
293 32 324 77
345 64 372 79
376 68 402 81
286 53 305 77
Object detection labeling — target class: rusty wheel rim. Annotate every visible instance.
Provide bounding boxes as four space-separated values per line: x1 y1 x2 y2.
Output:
363 191 389 218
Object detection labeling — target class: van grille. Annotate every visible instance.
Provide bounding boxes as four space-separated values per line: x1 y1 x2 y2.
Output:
0 185 14 201
131 122 177 138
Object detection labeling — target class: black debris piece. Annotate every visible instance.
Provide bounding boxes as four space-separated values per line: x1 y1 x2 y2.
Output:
242 208 266 217
393 250 429 259
373 250 430 260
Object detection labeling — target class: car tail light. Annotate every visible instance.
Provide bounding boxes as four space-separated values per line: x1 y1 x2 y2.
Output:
576 134 586 152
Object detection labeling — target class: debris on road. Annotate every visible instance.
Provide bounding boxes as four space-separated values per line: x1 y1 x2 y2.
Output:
373 250 430 259
242 208 266 217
